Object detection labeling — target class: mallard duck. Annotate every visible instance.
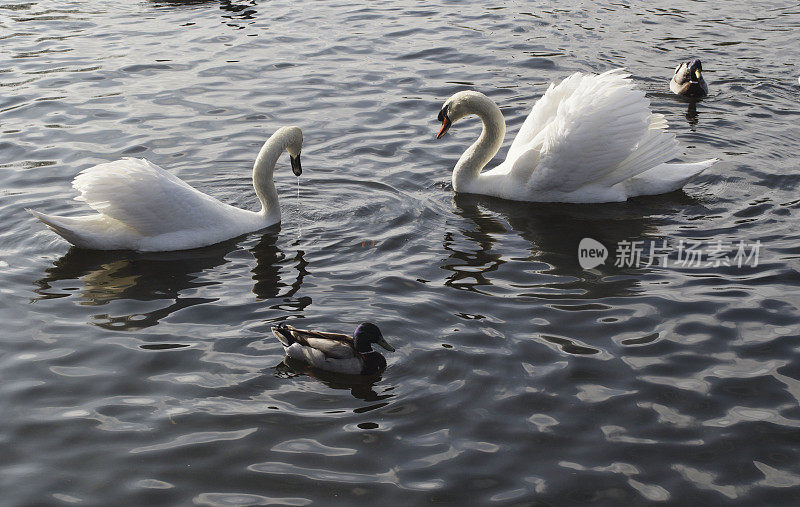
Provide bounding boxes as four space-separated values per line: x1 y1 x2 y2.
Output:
670 59 708 98
272 322 395 375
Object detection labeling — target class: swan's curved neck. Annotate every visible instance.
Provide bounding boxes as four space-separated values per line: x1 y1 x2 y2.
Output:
252 131 289 220
453 96 506 192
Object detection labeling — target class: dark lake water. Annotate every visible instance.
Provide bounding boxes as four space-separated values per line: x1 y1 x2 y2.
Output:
3 1 800 504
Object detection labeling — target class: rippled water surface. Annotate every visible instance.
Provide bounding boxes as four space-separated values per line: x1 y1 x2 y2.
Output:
3 1 800 504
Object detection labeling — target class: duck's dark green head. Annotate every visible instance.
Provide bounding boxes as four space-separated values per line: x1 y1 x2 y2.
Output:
353 322 395 353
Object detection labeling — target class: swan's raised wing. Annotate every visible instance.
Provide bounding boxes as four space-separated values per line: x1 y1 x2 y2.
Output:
72 158 232 235
510 69 679 192
506 71 586 163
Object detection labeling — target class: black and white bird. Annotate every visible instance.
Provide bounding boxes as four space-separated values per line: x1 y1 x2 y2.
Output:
272 322 395 375
670 59 708 98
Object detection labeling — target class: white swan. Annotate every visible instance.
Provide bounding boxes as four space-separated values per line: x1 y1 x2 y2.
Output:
435 69 717 203
29 126 303 252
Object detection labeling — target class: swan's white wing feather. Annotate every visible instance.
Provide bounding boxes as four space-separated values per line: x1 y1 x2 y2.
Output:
506 69 681 194
599 114 680 188
72 158 234 236
506 71 586 162
527 70 651 191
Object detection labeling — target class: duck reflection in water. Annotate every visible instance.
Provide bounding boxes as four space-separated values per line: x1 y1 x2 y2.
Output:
34 230 309 331
684 101 699 128
274 357 394 405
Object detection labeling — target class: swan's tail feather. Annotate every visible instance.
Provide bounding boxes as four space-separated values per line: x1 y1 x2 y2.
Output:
28 209 135 250
28 209 89 247
623 158 718 196
598 127 680 188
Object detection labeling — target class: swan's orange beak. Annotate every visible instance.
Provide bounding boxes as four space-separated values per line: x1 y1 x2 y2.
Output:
437 109 452 139
437 118 452 139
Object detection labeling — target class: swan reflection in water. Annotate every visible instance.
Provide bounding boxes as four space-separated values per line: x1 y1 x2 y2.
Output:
444 192 706 299
33 230 309 331
149 0 260 26
442 192 707 355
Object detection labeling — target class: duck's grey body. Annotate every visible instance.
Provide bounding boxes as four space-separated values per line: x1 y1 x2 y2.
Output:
671 59 708 98
272 323 394 375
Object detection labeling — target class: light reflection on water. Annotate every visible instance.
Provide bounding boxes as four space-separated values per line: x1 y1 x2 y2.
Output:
2 0 800 504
